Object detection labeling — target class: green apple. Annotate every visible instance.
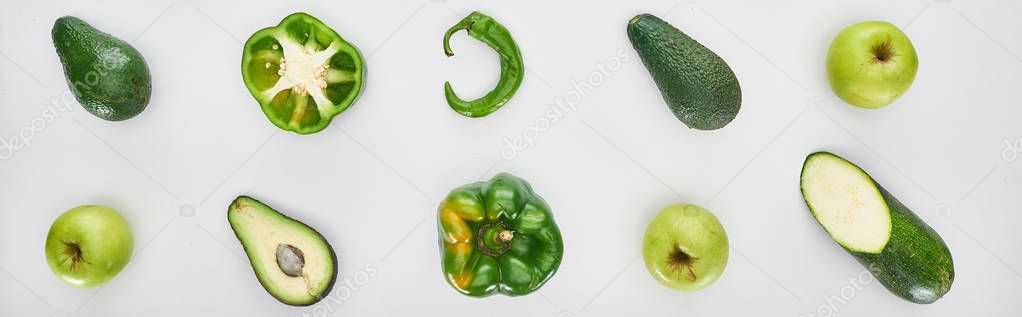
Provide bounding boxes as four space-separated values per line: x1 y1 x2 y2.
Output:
45 205 133 288
827 21 918 109
642 203 728 291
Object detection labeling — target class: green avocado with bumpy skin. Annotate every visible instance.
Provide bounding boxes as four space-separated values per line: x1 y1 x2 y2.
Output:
627 14 741 130
52 16 151 121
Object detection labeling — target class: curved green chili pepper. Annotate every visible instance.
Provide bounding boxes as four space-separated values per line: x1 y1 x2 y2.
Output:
443 11 525 118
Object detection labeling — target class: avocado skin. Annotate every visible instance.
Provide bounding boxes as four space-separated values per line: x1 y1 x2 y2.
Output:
52 16 151 121
627 14 741 130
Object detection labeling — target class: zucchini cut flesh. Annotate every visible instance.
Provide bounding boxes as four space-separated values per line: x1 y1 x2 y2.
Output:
800 152 954 304
801 152 891 253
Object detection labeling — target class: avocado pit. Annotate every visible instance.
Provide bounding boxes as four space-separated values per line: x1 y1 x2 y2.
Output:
276 244 306 277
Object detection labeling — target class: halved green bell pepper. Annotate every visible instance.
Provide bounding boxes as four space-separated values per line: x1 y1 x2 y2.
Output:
437 173 563 297
241 13 365 134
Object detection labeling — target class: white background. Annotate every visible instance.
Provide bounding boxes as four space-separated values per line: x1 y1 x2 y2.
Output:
1 0 1020 316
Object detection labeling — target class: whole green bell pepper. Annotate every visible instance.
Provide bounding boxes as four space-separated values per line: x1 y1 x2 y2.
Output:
437 173 563 297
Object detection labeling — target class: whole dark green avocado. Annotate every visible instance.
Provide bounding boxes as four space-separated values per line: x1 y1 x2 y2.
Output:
52 16 151 121
627 14 741 130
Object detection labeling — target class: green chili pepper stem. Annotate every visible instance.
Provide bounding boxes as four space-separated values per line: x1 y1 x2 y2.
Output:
442 15 475 57
442 11 525 118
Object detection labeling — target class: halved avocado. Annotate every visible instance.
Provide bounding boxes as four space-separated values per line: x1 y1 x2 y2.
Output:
228 196 337 306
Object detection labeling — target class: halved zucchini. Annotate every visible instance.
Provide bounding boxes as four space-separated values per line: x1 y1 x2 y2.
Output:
800 152 954 304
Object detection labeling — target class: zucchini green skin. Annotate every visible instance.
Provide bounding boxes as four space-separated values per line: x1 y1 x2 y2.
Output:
801 152 953 304
853 184 954 304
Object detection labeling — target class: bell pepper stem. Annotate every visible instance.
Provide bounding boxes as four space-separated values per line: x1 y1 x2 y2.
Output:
497 230 514 243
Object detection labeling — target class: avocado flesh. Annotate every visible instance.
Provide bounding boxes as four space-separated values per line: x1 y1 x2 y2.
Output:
627 14 741 130
52 16 151 121
228 196 337 306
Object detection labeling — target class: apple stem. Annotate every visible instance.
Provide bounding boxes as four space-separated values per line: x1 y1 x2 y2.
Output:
63 241 84 271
